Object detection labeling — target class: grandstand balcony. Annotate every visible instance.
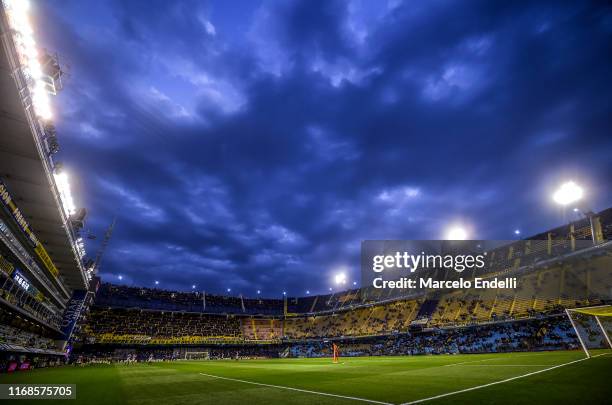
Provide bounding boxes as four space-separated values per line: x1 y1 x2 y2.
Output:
0 218 68 308
0 307 65 356
0 271 63 332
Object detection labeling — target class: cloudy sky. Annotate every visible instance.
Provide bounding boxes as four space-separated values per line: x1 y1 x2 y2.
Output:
34 0 612 296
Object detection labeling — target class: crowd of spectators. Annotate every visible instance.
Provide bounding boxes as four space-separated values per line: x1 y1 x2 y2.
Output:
72 315 581 362
284 299 420 339
289 316 579 357
0 307 60 352
242 318 283 340
71 345 283 364
0 324 56 351
93 248 609 335
84 307 242 344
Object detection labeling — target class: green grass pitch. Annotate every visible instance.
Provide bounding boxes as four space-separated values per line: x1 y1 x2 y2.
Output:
2 350 611 404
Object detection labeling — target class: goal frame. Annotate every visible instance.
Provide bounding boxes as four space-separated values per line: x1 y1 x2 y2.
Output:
184 351 210 360
566 305 612 358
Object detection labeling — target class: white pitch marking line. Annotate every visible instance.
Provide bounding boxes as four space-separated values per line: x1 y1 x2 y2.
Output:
198 372 393 405
452 364 554 367
443 356 504 367
400 353 611 405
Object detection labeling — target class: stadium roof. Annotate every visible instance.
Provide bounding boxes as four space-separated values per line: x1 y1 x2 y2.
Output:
0 8 87 292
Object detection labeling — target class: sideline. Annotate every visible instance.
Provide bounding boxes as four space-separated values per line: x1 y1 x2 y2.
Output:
452 364 554 367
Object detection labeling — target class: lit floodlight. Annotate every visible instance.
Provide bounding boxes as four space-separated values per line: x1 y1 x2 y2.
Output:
282 291 286 296
257 290 261 294
53 171 77 216
306 290 310 295
514 229 521 235
334 272 347 285
154 280 159 285
118 275 123 280
552 181 583 206
446 226 468 240
192 284 196 289
3 0 53 120
227 288 231 292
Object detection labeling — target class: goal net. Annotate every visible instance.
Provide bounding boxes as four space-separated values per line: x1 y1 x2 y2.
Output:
184 351 210 360
566 305 612 358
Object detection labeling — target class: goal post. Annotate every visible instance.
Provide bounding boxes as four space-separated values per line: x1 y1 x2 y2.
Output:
566 305 612 358
184 351 210 360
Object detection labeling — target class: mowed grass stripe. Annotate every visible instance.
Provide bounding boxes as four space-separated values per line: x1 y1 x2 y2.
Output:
135 351 589 404
193 351 580 403
190 351 582 402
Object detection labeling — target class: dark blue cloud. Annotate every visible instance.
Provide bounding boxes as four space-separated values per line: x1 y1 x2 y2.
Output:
34 0 612 296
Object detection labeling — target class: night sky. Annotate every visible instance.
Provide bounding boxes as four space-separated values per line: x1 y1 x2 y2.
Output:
33 0 612 296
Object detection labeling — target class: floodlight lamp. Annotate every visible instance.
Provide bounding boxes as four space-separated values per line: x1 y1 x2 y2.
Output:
446 226 468 240
334 272 347 285
552 181 583 206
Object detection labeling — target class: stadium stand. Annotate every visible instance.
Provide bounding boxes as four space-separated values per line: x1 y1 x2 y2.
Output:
2 182 611 371
84 308 243 344
288 316 579 357
242 318 283 340
95 284 284 315
1 1 92 372
67 207 612 367
283 298 421 338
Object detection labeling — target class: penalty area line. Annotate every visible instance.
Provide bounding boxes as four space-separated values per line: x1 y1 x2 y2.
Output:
400 353 611 405
198 372 393 405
